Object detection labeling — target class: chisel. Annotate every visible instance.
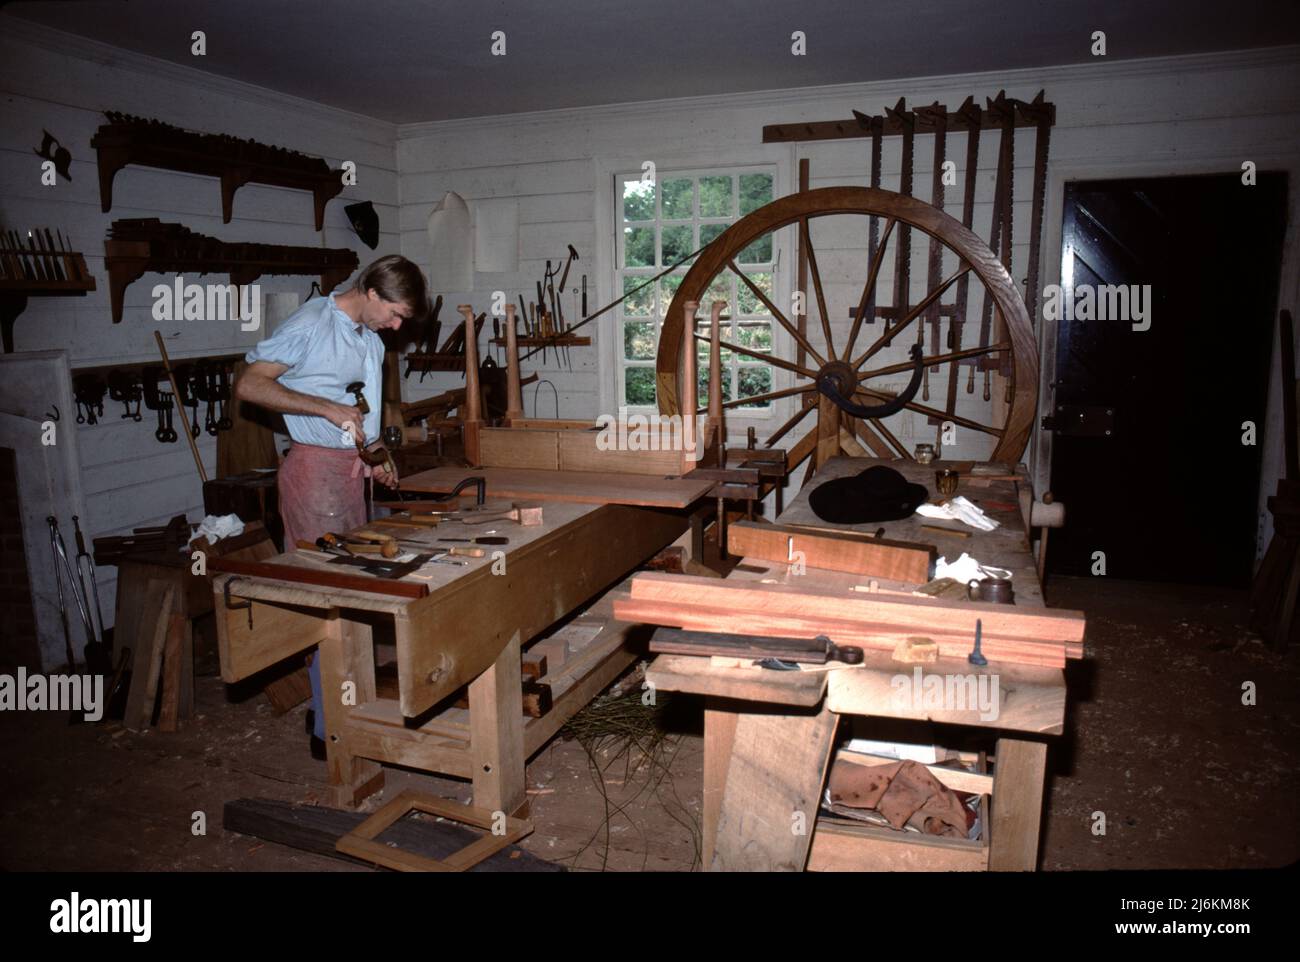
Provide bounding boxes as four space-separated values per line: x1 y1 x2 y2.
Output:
438 536 508 545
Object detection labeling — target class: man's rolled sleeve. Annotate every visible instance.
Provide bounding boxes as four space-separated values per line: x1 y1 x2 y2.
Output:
245 314 313 371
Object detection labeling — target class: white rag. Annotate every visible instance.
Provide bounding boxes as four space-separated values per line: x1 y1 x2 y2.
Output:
915 495 1000 531
934 552 1013 583
194 514 245 543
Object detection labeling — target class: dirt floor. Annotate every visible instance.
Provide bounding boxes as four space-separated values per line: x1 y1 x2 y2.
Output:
1 575 1296 872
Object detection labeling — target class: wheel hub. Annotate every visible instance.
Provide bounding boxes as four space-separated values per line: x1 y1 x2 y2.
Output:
816 359 858 399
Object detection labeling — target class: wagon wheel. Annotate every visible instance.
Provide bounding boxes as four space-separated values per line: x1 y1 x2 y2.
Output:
655 186 1039 479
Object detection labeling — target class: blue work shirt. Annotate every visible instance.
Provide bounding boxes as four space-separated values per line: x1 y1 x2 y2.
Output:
245 292 383 448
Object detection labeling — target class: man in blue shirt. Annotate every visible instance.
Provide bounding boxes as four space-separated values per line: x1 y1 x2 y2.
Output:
236 254 427 756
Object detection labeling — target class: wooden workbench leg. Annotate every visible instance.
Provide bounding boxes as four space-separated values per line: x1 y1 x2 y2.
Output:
702 698 738 867
988 737 1048 871
469 631 525 817
711 703 838 872
319 617 383 809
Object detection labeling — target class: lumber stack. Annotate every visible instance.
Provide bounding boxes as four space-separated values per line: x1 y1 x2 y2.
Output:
613 573 1085 669
727 521 935 583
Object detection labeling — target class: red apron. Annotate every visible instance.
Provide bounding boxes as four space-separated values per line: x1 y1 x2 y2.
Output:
277 443 367 547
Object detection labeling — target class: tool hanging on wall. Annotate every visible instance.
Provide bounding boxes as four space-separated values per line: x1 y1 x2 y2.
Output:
763 90 1055 439
946 96 982 421
107 369 143 421
141 366 178 443
883 99 914 347
34 130 73 182
72 374 105 425
916 101 948 404
171 362 201 438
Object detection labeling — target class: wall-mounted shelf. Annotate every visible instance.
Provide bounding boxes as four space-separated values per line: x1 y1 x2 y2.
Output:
105 219 358 323
489 335 591 348
403 353 470 373
91 111 346 230
0 235 96 353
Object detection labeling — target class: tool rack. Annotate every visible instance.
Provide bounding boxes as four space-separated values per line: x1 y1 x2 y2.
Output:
0 235 96 353
104 219 358 323
91 111 345 230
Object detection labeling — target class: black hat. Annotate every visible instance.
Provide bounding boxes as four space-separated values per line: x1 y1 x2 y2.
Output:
345 201 379 249
808 465 929 524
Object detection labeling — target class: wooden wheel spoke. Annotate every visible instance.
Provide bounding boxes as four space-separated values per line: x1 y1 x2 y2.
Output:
857 341 1009 382
726 259 826 367
856 386 1004 436
800 217 837 361
765 400 815 447
844 217 896 360
847 417 896 459
692 331 818 379
718 383 814 411
852 261 972 369
866 417 913 459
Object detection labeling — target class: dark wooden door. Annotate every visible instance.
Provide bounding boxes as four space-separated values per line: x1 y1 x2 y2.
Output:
1047 173 1287 586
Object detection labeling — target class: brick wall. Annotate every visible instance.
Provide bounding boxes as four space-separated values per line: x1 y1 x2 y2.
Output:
0 447 41 672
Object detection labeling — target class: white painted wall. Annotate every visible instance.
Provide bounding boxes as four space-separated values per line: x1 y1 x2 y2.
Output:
0 21 399 629
396 46 1300 543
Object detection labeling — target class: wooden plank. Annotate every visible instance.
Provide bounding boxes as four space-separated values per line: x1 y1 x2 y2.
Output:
703 701 738 867
318 617 384 809
628 573 1085 646
156 607 188 732
807 818 989 872
468 632 526 815
215 590 338 683
478 427 559 470
615 596 1069 668
221 797 561 872
826 659 1066 733
262 665 312 713
395 504 687 717
727 521 935 583
123 581 176 732
988 738 1048 871
711 704 838 871
557 429 686 476
401 465 714 509
646 653 827 706
208 557 429 600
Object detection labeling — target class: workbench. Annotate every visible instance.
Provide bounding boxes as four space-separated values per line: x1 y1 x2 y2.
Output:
213 469 710 814
645 456 1070 871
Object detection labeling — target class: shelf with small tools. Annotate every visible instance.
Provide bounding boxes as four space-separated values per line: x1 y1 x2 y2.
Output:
0 228 97 353
104 218 359 323
91 111 346 230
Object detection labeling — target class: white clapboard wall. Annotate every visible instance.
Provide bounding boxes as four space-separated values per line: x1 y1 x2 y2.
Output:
0 22 401 627
395 47 1300 518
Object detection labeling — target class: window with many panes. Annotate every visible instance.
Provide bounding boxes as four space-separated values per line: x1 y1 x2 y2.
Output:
617 167 777 410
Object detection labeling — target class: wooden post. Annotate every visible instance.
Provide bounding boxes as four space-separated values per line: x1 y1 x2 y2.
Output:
459 305 483 466
707 299 726 466
988 737 1048 871
468 631 526 816
681 301 699 472
503 303 523 424
319 616 384 809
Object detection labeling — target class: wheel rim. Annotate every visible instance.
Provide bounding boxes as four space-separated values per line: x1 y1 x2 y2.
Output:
655 186 1039 469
